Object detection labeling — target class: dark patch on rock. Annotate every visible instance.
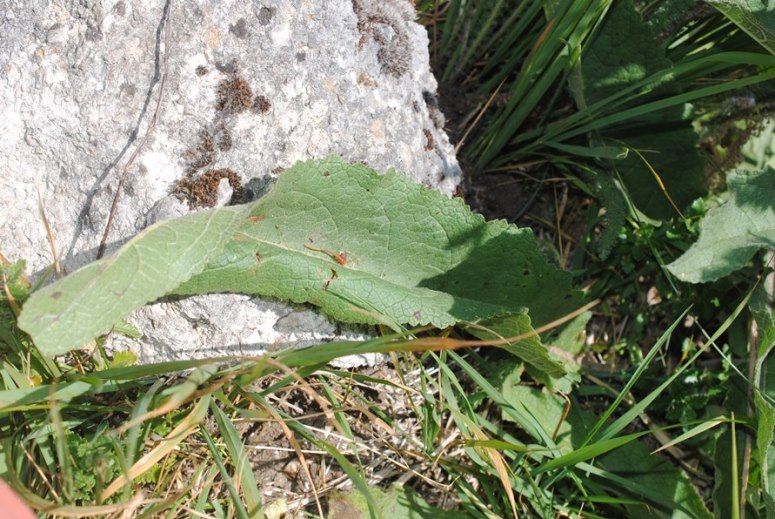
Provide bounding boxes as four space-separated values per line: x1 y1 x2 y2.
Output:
357 72 376 87
216 125 233 152
215 60 238 74
123 179 136 197
174 168 244 208
252 95 272 114
352 0 414 77
183 128 217 174
423 128 434 151
257 6 275 26
113 1 126 16
216 75 253 113
229 18 248 39
119 82 136 99
422 90 438 108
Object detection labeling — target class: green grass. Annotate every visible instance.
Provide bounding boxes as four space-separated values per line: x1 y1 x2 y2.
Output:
4 0 775 517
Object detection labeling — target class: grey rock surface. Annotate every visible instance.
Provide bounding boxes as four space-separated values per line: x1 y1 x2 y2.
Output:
1 0 460 363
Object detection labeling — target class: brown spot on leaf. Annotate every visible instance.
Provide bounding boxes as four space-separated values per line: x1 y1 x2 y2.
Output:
323 269 338 291
250 253 262 273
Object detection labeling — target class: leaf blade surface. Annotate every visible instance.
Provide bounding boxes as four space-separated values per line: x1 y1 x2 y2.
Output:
667 168 775 283
177 156 582 328
20 157 582 355
18 206 249 355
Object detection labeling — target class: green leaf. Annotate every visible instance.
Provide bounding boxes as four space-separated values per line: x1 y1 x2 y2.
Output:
17 205 249 355
108 350 137 368
19 157 581 354
465 313 566 378
535 430 650 475
749 282 775 393
754 392 775 513
110 320 143 339
611 117 706 219
542 311 591 393
513 397 710 516
712 382 748 517
750 282 775 511
176 156 582 328
709 0 775 55
652 418 726 455
551 310 591 357
578 167 629 260
499 380 572 448
209 401 263 518
578 0 706 218
0 259 30 303
667 168 775 283
473 0 610 169
18 156 581 356
577 0 671 108
201 425 250 519
545 141 629 159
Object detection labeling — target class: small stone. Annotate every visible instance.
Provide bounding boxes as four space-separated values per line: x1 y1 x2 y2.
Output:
282 460 300 479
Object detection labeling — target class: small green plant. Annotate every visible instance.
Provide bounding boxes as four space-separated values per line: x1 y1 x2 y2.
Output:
4 0 775 516
418 0 775 516
18 156 581 369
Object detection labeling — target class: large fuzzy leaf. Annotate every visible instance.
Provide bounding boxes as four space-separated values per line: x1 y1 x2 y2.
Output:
19 156 582 355
578 0 706 219
747 283 775 512
667 168 775 283
176 156 582 328
17 206 249 356
465 314 566 378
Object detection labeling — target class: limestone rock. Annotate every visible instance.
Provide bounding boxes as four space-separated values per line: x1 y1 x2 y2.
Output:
0 0 460 363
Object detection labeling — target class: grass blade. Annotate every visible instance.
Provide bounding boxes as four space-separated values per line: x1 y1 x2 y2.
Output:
210 398 264 518
535 431 650 474
100 395 211 500
201 427 251 519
